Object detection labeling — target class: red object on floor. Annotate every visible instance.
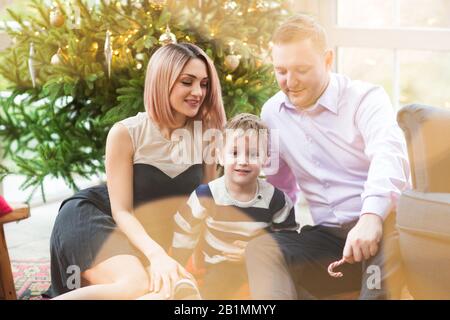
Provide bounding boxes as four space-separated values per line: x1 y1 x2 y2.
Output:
0 195 13 217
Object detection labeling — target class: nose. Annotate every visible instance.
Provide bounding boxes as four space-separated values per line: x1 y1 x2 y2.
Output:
191 82 203 97
237 153 249 166
286 71 298 88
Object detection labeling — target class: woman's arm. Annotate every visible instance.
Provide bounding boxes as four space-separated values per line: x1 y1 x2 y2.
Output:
105 123 190 296
202 163 218 184
105 123 166 259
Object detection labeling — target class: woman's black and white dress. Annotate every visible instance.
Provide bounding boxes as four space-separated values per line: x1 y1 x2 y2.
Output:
46 112 203 297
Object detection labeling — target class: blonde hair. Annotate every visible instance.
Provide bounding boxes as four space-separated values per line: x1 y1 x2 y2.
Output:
225 113 268 132
272 14 328 52
223 113 270 156
143 43 226 130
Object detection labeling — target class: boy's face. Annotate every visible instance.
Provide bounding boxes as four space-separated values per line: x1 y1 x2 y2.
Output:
221 131 267 188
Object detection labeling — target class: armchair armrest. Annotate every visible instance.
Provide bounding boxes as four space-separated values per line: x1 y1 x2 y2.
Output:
397 104 450 193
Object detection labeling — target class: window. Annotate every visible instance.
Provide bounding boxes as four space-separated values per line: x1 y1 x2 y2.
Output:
318 0 450 109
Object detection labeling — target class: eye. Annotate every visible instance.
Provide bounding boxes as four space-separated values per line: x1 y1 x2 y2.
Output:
200 81 209 88
181 81 192 86
249 151 259 159
275 69 286 75
296 67 311 74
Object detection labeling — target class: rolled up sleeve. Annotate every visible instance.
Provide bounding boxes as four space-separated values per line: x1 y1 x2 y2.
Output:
356 87 411 220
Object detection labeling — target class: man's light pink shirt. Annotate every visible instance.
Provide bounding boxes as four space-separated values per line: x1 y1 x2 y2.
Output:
261 73 411 226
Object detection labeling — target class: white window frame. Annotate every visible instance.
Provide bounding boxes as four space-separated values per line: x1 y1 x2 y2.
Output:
318 0 450 110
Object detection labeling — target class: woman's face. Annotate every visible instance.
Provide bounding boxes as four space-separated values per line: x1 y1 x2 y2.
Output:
169 58 209 126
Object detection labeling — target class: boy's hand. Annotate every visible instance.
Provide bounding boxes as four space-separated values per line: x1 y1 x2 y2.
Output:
223 240 247 263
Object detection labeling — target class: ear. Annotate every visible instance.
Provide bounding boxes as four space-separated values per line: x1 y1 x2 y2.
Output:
324 49 334 71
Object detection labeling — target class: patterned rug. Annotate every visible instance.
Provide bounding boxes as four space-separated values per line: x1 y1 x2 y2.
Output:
11 259 51 300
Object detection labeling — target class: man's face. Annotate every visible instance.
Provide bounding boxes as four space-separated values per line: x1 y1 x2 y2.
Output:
272 39 333 109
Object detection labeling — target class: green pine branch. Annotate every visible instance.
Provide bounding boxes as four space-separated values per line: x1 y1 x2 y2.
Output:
0 0 290 200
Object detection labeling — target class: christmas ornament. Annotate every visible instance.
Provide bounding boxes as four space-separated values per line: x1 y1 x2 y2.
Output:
132 0 143 9
224 41 240 72
28 42 36 88
51 47 66 65
224 54 240 72
159 25 177 46
135 53 145 61
150 0 166 10
256 0 270 10
89 42 99 56
104 30 113 78
50 7 65 28
224 0 238 11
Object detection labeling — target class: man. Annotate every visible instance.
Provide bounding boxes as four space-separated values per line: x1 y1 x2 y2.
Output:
245 14 410 299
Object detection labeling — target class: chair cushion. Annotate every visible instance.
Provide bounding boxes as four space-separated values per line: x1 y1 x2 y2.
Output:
397 190 450 299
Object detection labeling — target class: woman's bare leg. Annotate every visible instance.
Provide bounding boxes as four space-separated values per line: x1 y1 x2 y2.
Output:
53 255 151 300
137 292 167 300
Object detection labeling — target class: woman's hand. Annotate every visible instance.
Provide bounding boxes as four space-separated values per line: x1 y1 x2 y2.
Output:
222 240 247 263
146 252 194 298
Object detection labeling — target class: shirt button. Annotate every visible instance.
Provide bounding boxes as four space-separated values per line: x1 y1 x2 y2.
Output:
324 182 330 188
315 161 321 167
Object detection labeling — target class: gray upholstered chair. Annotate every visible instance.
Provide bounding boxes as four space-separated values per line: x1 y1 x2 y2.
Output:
397 104 450 299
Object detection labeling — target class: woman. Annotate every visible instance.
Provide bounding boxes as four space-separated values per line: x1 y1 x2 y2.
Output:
47 43 226 299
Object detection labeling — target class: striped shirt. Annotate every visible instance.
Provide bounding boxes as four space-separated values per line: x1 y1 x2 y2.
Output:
172 176 299 265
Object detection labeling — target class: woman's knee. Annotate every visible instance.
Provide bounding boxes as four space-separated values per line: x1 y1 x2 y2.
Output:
83 254 150 299
116 273 149 299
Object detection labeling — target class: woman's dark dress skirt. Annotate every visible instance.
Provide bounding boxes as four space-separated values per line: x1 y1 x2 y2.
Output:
45 164 202 297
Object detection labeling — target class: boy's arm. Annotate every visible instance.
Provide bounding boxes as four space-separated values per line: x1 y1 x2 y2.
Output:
271 191 300 232
171 190 206 266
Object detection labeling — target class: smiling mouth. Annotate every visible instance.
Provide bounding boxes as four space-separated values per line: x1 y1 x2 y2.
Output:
235 168 251 174
185 100 201 107
289 89 305 94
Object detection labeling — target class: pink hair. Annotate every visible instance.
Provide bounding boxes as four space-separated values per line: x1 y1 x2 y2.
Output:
143 43 226 130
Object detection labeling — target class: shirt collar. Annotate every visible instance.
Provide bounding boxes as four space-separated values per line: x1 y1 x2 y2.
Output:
278 73 339 115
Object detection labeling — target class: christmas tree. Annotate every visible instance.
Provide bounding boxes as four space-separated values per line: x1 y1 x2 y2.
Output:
0 0 292 199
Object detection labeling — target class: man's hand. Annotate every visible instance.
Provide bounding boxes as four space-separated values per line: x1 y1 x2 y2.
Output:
343 213 383 263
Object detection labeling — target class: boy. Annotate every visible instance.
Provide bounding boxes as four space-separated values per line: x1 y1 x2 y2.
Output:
171 113 299 299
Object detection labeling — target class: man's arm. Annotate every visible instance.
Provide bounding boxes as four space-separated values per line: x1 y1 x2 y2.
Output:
266 157 300 203
260 99 301 203
343 87 410 263
357 88 410 220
